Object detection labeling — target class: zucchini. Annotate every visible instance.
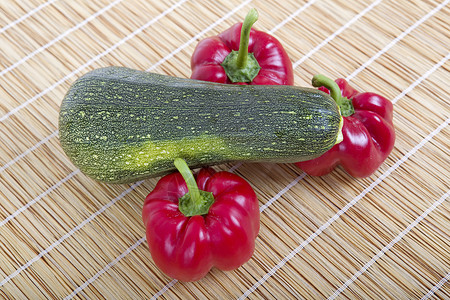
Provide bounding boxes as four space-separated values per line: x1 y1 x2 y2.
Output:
59 66 342 183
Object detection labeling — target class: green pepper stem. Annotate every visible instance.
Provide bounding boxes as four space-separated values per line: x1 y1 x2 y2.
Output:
236 8 259 69
221 9 261 83
312 75 341 102
174 158 215 217
174 158 201 202
312 74 355 117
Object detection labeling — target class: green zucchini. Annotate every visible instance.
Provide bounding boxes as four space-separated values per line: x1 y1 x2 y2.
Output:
59 66 342 183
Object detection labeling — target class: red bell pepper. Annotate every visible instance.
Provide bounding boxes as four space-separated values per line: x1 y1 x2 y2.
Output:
190 9 294 85
142 158 260 282
295 75 395 178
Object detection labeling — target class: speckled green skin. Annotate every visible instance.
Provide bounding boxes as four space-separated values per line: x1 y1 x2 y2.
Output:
59 67 341 183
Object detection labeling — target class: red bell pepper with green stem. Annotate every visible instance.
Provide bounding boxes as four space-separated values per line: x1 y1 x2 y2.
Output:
190 8 294 85
295 75 395 178
142 158 260 282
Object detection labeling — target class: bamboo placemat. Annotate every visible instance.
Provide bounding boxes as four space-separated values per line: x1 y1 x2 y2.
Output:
0 0 449 299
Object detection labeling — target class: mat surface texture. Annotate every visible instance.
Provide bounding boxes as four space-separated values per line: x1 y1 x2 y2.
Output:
0 0 449 299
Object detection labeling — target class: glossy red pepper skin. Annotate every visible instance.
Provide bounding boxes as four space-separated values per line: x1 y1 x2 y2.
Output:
142 167 260 282
296 78 395 178
190 22 294 85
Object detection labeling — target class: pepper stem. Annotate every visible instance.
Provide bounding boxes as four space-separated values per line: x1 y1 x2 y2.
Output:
312 74 355 117
221 9 261 83
174 158 215 217
236 8 259 69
